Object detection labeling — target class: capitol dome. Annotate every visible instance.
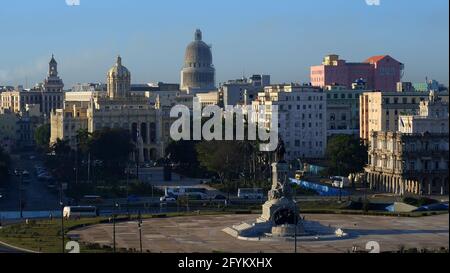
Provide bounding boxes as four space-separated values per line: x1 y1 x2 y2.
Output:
107 56 131 99
181 29 216 92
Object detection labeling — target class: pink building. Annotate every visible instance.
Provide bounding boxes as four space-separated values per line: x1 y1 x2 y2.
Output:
310 54 404 92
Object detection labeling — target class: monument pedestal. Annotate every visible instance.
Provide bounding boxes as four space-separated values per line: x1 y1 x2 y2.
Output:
224 160 305 238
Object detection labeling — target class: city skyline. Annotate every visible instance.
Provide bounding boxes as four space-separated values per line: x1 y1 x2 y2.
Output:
0 0 449 88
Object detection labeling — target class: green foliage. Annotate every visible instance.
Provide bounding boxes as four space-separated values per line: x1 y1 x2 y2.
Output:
165 140 205 177
88 128 134 179
0 146 11 184
196 141 247 183
325 135 368 176
45 139 74 182
34 124 51 150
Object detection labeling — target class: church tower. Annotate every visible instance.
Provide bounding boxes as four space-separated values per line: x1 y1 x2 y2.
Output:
43 55 64 92
107 56 131 99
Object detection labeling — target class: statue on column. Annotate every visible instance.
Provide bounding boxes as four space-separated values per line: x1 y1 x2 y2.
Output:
268 137 292 201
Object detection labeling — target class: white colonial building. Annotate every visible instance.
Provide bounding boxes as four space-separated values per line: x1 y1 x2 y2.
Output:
365 92 449 196
51 56 166 162
252 84 327 161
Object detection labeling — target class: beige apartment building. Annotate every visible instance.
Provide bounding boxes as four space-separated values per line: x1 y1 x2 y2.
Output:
360 91 449 142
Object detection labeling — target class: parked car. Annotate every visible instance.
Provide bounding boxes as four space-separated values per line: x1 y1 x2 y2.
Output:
214 194 227 200
160 196 176 203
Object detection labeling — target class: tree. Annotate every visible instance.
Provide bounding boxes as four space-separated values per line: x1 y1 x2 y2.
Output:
34 124 51 150
76 129 91 156
0 147 11 185
196 141 246 184
46 139 74 182
88 128 134 178
325 135 368 177
165 140 204 177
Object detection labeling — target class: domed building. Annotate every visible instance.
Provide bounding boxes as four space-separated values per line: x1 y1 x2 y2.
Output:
107 56 131 99
51 56 166 164
180 29 216 93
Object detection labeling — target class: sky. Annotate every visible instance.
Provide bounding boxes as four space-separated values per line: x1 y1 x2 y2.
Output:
0 0 448 88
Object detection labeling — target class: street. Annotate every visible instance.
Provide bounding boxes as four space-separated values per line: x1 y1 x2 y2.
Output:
0 153 60 212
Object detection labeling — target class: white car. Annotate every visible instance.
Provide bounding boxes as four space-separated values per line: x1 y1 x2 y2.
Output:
331 176 350 188
160 196 176 203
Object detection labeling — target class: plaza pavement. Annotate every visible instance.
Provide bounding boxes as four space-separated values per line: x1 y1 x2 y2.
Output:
69 213 449 253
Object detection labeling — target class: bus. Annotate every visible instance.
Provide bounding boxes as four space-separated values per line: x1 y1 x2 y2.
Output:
63 206 98 219
238 188 264 200
164 187 208 200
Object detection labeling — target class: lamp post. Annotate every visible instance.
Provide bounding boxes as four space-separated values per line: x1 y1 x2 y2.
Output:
126 165 130 218
60 183 64 253
294 212 298 254
19 170 23 219
113 202 119 253
138 210 143 253
294 188 298 254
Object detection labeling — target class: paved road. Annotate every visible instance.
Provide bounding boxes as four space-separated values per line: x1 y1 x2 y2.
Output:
0 243 21 253
0 153 60 212
71 213 449 253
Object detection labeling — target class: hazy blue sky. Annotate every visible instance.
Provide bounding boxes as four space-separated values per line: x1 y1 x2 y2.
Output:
0 0 448 88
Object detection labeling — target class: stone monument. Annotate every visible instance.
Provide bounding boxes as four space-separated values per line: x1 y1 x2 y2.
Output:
224 139 305 238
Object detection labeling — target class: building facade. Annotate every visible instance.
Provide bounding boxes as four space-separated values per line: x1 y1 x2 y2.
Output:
253 84 327 160
359 91 449 142
365 93 449 196
311 54 404 92
0 56 64 116
325 81 367 136
51 56 165 162
220 75 270 106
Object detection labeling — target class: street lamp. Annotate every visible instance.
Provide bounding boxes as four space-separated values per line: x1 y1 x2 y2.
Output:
138 210 143 253
113 202 119 253
294 188 298 254
61 200 64 253
19 170 23 219
126 165 130 218
60 183 65 254
294 212 298 254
